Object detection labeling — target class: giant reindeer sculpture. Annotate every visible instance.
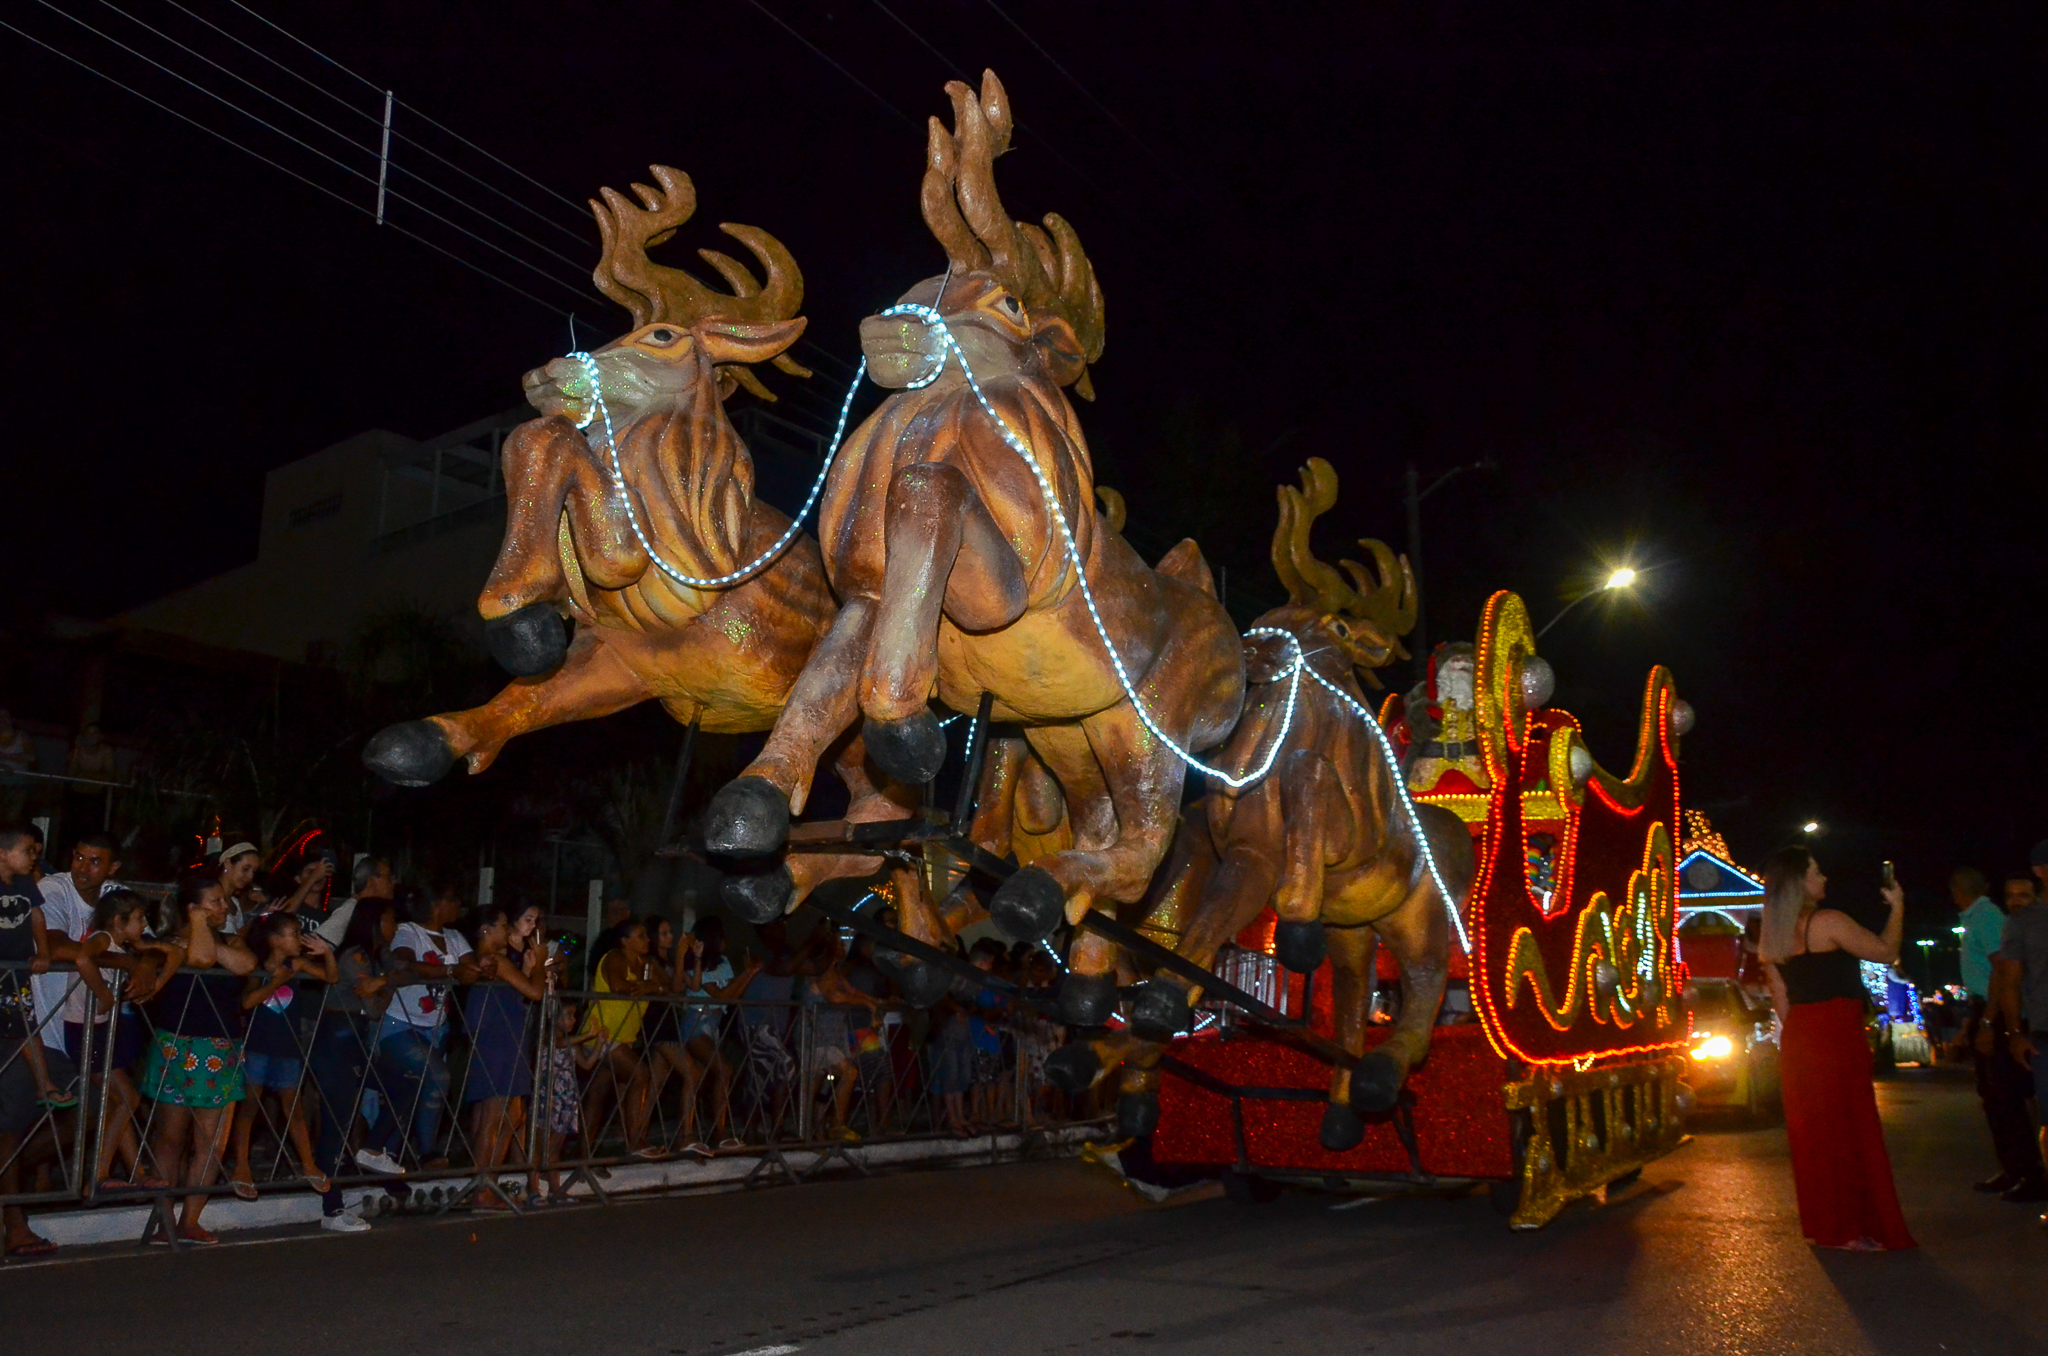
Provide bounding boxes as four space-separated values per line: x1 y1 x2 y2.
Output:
703 72 1244 1024
365 170 915 888
1057 460 1476 1147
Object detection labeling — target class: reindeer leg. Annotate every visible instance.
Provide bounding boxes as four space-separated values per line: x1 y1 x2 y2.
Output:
858 462 1027 786
704 598 876 861
363 631 650 785
477 417 646 677
1353 846 1454 1117
1272 748 1346 976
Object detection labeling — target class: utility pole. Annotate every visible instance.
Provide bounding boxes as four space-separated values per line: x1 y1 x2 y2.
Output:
1402 455 1498 682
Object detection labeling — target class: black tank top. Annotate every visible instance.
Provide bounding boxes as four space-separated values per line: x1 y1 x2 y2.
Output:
1777 947 1865 1005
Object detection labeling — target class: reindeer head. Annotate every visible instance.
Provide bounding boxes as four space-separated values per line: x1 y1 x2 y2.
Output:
1271 459 1417 688
523 165 809 427
860 71 1105 398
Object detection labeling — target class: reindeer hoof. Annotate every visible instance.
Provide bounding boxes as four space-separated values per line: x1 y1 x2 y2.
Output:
1044 1043 1101 1095
1128 979 1192 1042
703 777 791 859
1116 1092 1160 1139
721 863 793 924
1273 919 1328 974
862 710 949 785
873 950 952 1008
483 603 567 677
1058 971 1118 1027
989 866 1064 944
362 721 457 787
1319 1100 1366 1152
1350 1051 1405 1114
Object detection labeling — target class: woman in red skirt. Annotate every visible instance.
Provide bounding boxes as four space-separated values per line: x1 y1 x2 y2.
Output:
1760 845 1915 1250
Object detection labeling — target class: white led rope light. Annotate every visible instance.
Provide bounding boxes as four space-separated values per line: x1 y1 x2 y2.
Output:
568 349 867 590
873 302 1469 950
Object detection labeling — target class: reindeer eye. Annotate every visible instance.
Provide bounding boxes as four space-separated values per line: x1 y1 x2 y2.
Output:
648 328 678 343
1000 296 1022 316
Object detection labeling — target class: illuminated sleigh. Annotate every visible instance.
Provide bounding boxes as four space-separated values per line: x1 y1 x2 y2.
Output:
1149 591 1690 1228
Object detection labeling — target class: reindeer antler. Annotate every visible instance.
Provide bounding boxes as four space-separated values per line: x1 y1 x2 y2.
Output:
922 71 1106 398
1272 458 1418 645
590 165 810 389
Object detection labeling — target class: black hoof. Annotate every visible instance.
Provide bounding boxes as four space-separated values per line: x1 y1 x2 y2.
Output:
1349 1050 1405 1114
874 950 952 1008
483 603 568 677
1319 1099 1366 1152
703 777 791 859
721 863 793 925
862 710 949 786
1116 1092 1160 1140
1044 1042 1101 1095
362 721 458 787
989 866 1064 944
1127 979 1193 1043
1058 971 1118 1027
1273 918 1328 974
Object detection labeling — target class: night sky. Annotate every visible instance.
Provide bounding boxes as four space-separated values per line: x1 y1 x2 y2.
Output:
5 3 2044 918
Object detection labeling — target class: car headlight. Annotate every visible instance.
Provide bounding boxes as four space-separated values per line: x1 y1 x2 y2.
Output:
1690 1034 1735 1061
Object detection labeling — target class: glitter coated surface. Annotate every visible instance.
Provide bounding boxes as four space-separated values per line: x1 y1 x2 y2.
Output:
1152 1023 1516 1177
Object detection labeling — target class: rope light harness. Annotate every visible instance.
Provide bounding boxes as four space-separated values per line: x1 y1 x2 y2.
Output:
872 302 1468 950
562 308 1468 950
568 348 867 590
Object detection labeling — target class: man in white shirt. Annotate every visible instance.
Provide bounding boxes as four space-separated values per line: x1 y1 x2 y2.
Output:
30 833 120 1052
314 856 395 949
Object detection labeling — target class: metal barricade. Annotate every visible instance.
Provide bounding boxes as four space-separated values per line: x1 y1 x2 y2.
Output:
0 954 1110 1254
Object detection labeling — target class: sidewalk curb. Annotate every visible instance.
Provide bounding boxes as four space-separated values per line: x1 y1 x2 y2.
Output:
29 1126 1105 1248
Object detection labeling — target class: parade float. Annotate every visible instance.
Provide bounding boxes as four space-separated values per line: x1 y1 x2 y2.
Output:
1142 591 1694 1228
365 65 1698 1230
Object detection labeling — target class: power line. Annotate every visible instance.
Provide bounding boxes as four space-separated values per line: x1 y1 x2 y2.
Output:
744 0 919 129
162 0 592 243
219 0 594 219
89 0 596 275
981 0 1160 165
34 0 600 305
2 15 582 320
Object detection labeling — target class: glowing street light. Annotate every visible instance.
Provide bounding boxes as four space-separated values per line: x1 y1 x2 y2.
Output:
1537 565 1641 639
1801 821 1821 835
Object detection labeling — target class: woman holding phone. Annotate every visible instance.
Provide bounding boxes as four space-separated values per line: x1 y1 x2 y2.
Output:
1759 846 1915 1251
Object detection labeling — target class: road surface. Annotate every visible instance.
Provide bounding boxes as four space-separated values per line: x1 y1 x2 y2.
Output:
6 1066 2041 1356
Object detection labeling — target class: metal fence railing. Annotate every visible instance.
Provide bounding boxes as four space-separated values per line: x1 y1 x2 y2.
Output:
0 956 1110 1252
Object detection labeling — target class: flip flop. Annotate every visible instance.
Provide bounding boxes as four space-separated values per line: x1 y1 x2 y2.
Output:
304 1172 332 1195
230 1177 259 1202
176 1225 220 1246
6 1234 57 1257
38 1091 79 1110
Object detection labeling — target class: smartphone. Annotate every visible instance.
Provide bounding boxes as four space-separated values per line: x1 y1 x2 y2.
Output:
1880 860 1895 887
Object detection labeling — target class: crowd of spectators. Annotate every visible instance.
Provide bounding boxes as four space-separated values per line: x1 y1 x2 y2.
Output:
0 827 1095 1256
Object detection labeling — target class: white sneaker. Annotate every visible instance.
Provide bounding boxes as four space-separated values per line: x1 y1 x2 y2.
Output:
320 1211 371 1234
354 1148 406 1176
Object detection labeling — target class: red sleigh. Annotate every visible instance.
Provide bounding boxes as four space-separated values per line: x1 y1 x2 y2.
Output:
1150 591 1691 1227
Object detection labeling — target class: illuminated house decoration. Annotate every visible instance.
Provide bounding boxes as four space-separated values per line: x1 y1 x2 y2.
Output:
1675 811 1765 912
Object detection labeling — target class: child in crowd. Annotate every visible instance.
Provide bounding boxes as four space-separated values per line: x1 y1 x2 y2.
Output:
230 912 337 1198
464 905 543 1208
965 939 1010 1130
63 890 172 1190
0 826 70 1111
536 998 601 1204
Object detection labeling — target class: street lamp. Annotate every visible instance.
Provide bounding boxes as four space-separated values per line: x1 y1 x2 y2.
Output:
1801 821 1822 836
1536 565 1640 639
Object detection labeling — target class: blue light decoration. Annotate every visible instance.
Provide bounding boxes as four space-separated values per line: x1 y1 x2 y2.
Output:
1674 846 1766 912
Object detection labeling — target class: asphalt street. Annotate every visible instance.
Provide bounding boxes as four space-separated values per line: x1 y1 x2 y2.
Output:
7 1066 2041 1356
